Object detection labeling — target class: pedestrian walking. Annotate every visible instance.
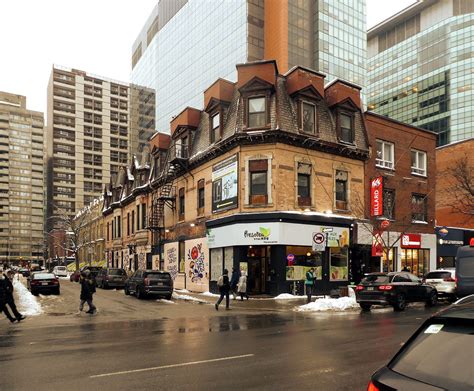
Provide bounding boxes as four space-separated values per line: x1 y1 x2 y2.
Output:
237 272 249 301
0 273 16 323
230 267 241 300
215 269 230 311
4 270 25 322
305 268 315 303
79 270 97 314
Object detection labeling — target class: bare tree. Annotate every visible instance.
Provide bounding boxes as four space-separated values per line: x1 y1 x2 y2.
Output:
49 207 91 272
353 189 433 272
442 154 474 219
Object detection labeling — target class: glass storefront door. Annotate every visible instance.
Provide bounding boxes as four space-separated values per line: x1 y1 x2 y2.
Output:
247 246 269 294
401 249 430 277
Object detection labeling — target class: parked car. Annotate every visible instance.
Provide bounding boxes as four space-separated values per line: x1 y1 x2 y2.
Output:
52 266 68 278
423 269 456 301
27 272 60 295
125 270 173 300
18 268 30 277
368 298 474 391
355 272 438 311
455 240 474 298
96 268 127 289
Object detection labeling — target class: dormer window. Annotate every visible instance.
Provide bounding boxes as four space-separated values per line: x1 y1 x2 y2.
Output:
301 101 316 134
248 96 266 128
210 112 220 143
339 112 354 143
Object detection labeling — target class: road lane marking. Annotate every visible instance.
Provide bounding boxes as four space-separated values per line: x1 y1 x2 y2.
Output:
90 354 255 378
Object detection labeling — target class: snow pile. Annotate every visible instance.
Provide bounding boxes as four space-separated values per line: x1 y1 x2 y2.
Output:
174 289 190 293
201 291 220 297
296 297 358 312
172 293 208 303
274 293 303 300
13 279 43 316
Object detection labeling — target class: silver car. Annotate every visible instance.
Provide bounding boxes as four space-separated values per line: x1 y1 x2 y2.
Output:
423 269 456 300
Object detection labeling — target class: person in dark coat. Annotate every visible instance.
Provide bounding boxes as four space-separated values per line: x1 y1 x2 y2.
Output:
0 274 16 323
229 267 241 300
79 270 97 314
215 269 230 311
4 271 25 322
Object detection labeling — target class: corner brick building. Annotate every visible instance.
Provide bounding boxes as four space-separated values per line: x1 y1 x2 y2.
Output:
99 60 439 295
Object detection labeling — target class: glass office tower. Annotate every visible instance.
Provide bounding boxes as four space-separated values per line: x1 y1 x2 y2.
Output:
367 0 474 146
132 0 367 133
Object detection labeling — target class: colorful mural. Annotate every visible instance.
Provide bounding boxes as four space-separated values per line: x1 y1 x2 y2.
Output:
185 238 209 292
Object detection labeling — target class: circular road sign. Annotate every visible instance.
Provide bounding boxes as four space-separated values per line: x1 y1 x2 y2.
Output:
287 254 295 262
313 233 325 244
380 220 390 229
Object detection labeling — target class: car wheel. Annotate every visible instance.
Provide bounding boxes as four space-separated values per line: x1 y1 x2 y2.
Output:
55 288 60 295
31 290 38 296
165 294 172 300
103 281 108 290
426 291 438 307
136 286 142 299
124 286 130 295
393 294 406 311
359 303 371 311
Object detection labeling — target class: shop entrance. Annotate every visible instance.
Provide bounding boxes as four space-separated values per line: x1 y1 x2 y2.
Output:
247 246 269 294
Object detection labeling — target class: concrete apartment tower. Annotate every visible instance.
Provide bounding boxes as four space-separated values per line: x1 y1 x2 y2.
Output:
131 0 367 133
0 92 45 265
46 66 131 226
367 0 474 146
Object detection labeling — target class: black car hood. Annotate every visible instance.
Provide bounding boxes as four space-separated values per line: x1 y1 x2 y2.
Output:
373 367 444 391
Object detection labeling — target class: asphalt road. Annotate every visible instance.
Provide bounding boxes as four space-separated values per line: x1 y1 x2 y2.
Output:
0 279 443 391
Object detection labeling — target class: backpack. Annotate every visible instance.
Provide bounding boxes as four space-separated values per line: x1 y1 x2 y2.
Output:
217 275 224 287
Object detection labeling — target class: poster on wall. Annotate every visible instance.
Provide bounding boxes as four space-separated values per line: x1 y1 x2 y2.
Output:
212 154 238 213
163 243 179 281
210 248 223 282
185 238 209 293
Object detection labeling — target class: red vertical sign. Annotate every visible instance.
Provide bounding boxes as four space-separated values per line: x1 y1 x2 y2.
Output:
370 176 383 216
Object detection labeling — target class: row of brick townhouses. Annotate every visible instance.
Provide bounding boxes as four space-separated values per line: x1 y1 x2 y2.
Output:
81 60 437 296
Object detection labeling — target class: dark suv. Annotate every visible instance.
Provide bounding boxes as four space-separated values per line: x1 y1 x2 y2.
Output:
125 270 173 300
356 272 438 311
368 297 474 390
96 268 127 289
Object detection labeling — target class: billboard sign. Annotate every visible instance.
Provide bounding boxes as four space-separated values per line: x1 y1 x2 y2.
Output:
370 176 383 216
212 154 238 213
401 233 421 249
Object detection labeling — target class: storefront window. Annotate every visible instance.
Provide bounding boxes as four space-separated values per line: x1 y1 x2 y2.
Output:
382 248 397 272
330 247 348 281
286 246 323 280
210 248 223 281
437 256 455 269
401 249 429 277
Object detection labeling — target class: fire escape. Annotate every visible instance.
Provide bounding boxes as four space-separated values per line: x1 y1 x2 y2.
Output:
148 140 192 243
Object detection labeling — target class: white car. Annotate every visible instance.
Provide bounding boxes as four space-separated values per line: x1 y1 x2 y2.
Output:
52 266 68 278
423 269 456 300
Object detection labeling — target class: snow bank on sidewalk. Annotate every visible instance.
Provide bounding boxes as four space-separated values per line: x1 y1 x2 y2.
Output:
174 289 190 293
172 293 208 303
296 297 358 312
201 291 219 297
13 279 43 316
274 293 304 300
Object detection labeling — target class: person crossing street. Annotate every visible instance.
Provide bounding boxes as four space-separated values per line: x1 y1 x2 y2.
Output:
79 270 97 314
215 269 230 311
4 270 25 322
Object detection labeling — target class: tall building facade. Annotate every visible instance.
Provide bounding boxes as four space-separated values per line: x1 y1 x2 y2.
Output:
0 92 44 265
46 65 131 225
367 0 474 146
131 0 367 133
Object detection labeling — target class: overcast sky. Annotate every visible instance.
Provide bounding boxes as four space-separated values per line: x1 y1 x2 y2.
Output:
0 0 415 115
